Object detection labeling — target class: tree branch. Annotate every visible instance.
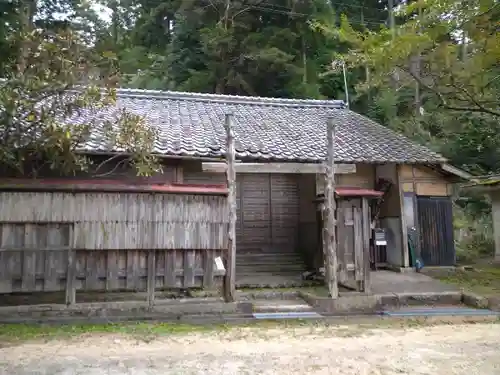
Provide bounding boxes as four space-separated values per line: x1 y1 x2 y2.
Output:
93 157 128 178
401 66 500 117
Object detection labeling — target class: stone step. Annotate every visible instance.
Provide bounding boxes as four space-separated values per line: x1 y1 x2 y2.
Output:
236 259 305 267
236 265 306 272
236 253 306 267
252 299 314 313
236 267 304 275
237 252 303 259
237 274 305 280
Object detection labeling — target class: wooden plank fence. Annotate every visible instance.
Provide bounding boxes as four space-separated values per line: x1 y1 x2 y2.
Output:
0 191 228 303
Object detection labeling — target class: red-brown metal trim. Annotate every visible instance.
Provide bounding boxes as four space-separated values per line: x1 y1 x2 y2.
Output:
335 187 384 197
0 179 228 195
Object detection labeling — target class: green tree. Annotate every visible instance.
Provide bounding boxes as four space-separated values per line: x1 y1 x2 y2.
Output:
0 28 160 177
166 0 342 97
312 0 500 174
0 1 19 76
331 0 500 117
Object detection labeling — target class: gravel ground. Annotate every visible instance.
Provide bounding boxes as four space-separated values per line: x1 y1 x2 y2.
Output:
1 323 500 375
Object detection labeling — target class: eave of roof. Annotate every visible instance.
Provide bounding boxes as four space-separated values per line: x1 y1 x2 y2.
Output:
435 163 474 181
462 174 500 193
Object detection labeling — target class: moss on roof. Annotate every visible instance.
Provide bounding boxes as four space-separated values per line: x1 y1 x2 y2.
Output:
474 177 500 186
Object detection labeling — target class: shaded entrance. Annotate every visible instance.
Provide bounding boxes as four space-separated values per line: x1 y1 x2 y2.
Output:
416 196 455 266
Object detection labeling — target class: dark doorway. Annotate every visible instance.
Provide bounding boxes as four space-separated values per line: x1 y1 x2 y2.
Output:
416 196 455 266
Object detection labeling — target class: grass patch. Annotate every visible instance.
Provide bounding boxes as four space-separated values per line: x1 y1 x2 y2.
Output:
0 322 226 345
1 316 499 347
434 266 500 296
298 285 331 297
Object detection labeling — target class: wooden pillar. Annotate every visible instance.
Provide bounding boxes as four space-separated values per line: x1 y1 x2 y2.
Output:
397 165 410 267
361 197 371 293
174 164 184 183
65 226 76 306
324 118 339 298
223 113 236 302
147 248 156 308
147 193 157 308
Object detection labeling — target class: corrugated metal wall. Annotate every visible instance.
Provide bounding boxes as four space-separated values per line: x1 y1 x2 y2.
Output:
416 196 455 266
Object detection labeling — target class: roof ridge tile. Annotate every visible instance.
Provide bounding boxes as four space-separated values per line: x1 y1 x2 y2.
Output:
116 88 346 108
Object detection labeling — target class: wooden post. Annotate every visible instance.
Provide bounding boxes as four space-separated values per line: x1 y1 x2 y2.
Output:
65 226 76 306
223 113 236 302
147 249 156 308
361 197 371 293
147 193 157 308
324 118 339 298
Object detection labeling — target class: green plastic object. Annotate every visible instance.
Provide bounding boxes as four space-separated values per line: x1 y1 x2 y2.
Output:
408 230 423 271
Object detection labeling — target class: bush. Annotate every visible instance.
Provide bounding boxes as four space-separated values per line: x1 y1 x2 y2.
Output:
454 203 494 264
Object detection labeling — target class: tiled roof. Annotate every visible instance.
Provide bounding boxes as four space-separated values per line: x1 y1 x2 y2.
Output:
72 89 446 163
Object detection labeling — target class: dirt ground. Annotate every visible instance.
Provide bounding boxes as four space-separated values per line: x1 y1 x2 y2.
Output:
1 323 500 375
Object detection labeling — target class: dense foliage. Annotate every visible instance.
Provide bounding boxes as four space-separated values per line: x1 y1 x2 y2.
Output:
0 0 160 177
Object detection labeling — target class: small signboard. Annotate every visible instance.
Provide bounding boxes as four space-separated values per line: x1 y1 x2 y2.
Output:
214 256 225 272
374 228 387 246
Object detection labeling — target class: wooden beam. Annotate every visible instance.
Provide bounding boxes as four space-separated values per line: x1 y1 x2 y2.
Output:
353 207 364 292
223 113 237 303
324 118 339 299
397 165 411 268
174 165 184 183
361 197 371 293
0 246 71 252
201 162 356 174
440 163 472 181
65 228 76 306
147 248 156 309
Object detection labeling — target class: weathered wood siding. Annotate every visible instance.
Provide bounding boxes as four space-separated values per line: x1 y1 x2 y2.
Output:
338 164 375 189
184 171 300 254
316 164 375 194
399 165 452 196
315 197 370 291
298 174 319 269
375 164 406 267
0 191 227 294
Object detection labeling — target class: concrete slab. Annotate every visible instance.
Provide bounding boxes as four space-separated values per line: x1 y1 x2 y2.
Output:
252 299 314 313
370 270 459 294
253 311 322 319
380 306 500 317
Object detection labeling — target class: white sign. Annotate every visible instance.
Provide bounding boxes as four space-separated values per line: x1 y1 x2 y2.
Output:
214 257 225 272
374 229 387 246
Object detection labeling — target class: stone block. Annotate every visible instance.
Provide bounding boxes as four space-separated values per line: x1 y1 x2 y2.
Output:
462 292 489 309
300 293 382 314
395 291 462 306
